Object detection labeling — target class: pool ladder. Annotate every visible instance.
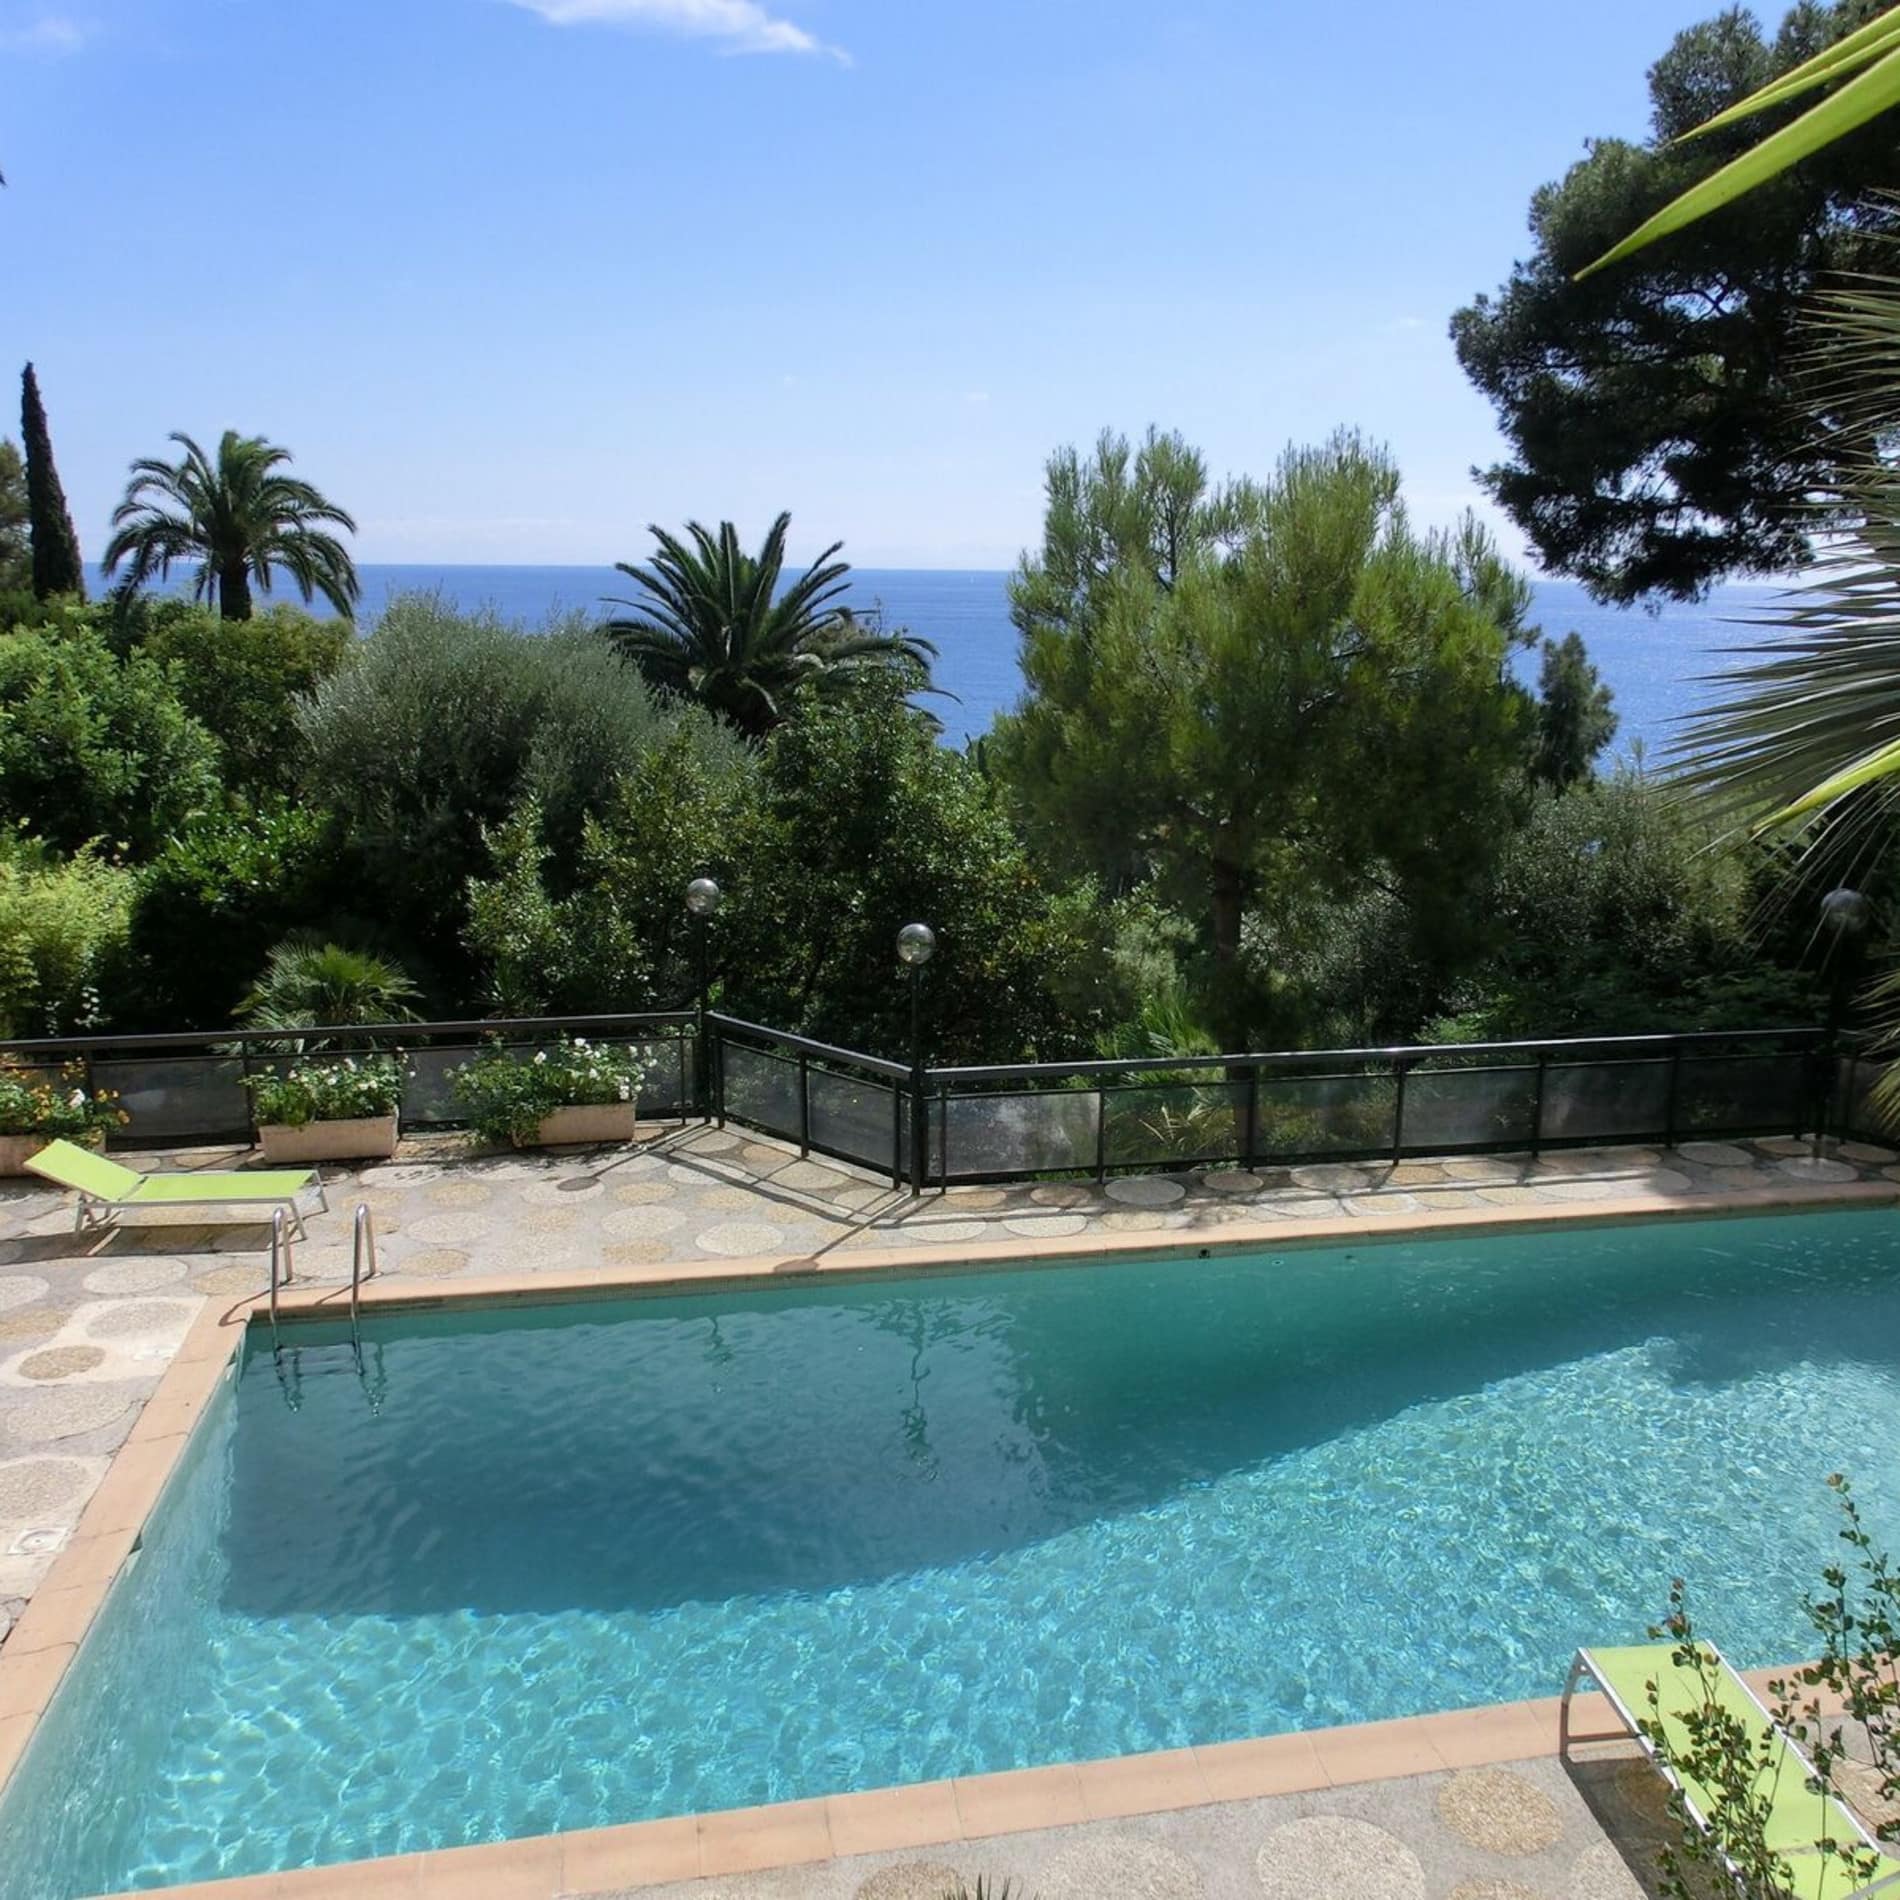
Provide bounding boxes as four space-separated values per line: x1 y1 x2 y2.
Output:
268 1208 294 1344
350 1202 379 1323
266 1203 377 1344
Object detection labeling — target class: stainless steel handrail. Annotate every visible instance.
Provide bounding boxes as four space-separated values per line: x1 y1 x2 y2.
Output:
350 1203 378 1325
268 1207 293 1340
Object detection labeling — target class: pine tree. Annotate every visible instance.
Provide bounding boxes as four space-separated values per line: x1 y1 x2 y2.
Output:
20 363 85 601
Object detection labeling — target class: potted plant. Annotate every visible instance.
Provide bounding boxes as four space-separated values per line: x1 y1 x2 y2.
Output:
0 1063 128 1174
451 1037 646 1148
243 1055 406 1164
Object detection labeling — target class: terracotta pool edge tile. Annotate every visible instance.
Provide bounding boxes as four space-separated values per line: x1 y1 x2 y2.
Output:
557 1816 701 1891
1075 1745 1213 1818
825 1781 964 1857
1192 1730 1330 1801
416 1833 562 1899
951 1762 1090 1838
696 1797 834 1876
1310 1712 1452 1785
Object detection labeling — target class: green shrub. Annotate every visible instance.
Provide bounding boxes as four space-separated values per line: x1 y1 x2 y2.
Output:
0 1060 127 1142
123 801 352 1030
0 609 220 857
129 598 352 793
450 1037 645 1145
243 1056 406 1128
0 838 136 1036
298 594 734 984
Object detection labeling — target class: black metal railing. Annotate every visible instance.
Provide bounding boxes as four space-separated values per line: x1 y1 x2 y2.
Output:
0 1012 698 1149
0 1013 1857 1192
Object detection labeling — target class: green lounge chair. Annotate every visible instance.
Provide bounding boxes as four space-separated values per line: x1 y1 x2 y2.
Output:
24 1138 327 1239
1562 1643 1900 1899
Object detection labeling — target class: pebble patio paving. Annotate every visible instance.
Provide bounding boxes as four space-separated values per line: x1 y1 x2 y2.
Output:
0 1128 1892 1900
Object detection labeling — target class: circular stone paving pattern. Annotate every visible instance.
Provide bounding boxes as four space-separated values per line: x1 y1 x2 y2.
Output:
82 1300 197 1341
192 1264 264 1296
1105 1176 1187 1207
6 1385 134 1443
612 1182 676 1206
1257 1817 1426 1900
1568 1840 1647 1900
1436 1769 1564 1856
1448 1884 1540 1900
696 1222 788 1256
400 1250 469 1278
82 1258 188 1295
407 1212 494 1247
0 1277 49 1315
0 1455 93 1518
18 1346 105 1382
424 1180 493 1208
854 1864 964 1900
1042 1836 1204 1900
1778 1155 1858 1183
1002 1214 1089 1238
603 1205 687 1239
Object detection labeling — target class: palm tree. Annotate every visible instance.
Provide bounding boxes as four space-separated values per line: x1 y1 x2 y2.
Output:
600 512 936 737
238 936 420 1039
103 430 358 621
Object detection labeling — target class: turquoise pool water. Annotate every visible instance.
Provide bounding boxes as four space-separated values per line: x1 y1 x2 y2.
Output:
6 1211 1900 1896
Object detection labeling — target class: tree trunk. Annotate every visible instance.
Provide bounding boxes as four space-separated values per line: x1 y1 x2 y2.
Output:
1211 853 1245 966
218 560 252 620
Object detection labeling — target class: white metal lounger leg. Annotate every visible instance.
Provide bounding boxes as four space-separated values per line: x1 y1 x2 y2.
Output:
1558 1653 1591 1755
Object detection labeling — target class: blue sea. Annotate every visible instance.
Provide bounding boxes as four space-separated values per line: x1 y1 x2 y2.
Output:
350 565 1788 754
100 561 1797 753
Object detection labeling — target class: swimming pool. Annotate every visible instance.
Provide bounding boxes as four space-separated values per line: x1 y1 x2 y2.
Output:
5 1209 1900 1897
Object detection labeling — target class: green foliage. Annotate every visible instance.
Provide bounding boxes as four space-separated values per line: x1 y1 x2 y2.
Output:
0 610 221 857
1423 772 1819 1040
0 839 136 1037
1530 631 1618 790
602 512 937 737
103 428 357 621
451 1037 645 1145
123 801 350 1030
1643 1478 1900 1898
1453 1 1900 602
990 427 1535 1047
20 364 83 601
940 1882 1031 1900
299 594 728 978
130 599 353 793
242 1055 405 1129
0 1061 126 1142
0 439 28 594
237 935 421 1034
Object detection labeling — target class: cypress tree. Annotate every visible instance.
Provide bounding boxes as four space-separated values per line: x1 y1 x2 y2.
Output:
20 363 84 601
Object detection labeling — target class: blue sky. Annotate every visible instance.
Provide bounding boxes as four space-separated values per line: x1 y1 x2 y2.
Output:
2 0 1726 569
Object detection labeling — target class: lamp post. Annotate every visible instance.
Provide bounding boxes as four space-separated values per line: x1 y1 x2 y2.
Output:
1815 886 1869 1159
897 923 936 1194
686 877 722 1119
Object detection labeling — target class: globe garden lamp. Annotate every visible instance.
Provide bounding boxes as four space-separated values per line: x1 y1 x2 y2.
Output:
897 924 936 1193
686 878 723 1112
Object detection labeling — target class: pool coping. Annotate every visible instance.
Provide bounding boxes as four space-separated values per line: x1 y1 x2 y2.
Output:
0 1175 1890 1899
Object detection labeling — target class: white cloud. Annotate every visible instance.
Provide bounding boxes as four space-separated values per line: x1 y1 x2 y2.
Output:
507 0 847 62
0 13 92 55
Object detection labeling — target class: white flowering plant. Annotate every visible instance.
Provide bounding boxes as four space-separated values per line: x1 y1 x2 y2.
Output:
244 1055 407 1129
450 1037 645 1145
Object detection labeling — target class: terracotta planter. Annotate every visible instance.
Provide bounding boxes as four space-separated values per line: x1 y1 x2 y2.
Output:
528 1102 640 1148
258 1113 400 1164
0 1134 47 1176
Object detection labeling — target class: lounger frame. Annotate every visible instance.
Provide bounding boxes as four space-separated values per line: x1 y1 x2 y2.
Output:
1561 1644 1900 1898
71 1176 328 1240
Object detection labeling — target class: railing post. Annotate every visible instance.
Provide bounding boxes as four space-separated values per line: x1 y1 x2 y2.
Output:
891 1084 904 1190
1095 1082 1109 1184
938 1079 949 1189
714 1029 727 1130
1530 1051 1549 1156
798 1052 811 1158
1663 1042 1683 1151
675 1031 688 1126
1391 1059 1410 1164
910 1067 928 1195
1244 1064 1260 1171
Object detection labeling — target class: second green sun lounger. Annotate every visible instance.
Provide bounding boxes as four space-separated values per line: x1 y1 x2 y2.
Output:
25 1138 327 1239
1562 1643 1900 1899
